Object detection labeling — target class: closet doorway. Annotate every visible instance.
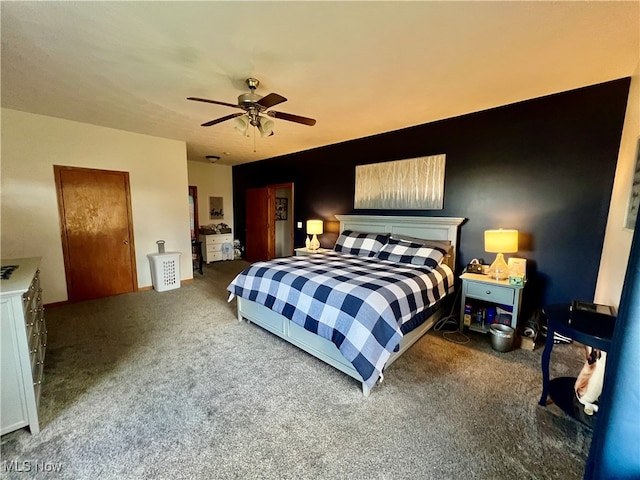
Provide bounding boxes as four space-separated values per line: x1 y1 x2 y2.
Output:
245 183 294 262
54 165 138 302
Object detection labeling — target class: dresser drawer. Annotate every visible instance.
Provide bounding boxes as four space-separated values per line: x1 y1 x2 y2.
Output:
28 321 45 356
205 243 220 253
466 281 514 305
204 234 233 246
206 251 223 262
31 342 45 381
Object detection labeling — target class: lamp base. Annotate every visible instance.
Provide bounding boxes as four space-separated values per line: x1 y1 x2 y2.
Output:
309 234 320 251
487 253 509 280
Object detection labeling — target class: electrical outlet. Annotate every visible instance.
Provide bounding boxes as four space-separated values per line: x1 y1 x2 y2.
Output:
297 221 302 229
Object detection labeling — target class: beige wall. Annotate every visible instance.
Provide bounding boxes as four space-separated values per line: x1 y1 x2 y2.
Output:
595 62 640 308
1 108 192 304
186 160 234 238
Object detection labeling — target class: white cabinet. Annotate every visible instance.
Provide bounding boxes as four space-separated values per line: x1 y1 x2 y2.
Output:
199 233 233 264
1 257 47 435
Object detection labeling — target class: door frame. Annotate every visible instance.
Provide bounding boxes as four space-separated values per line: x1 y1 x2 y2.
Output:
189 185 199 240
268 182 294 257
54 165 138 301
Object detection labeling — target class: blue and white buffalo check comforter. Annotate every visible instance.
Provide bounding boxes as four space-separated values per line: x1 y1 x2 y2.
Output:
227 251 453 388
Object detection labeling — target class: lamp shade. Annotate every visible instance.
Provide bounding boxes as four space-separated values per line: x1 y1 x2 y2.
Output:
258 117 274 137
306 220 323 235
234 115 249 136
484 229 518 253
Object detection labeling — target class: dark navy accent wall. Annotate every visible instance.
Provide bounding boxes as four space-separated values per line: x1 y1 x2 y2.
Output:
233 78 630 311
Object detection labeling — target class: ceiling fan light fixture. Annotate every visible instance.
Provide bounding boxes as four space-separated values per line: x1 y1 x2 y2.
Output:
258 116 274 137
234 115 250 136
187 77 316 140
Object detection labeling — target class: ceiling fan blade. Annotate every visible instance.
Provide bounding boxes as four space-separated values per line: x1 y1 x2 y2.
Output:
257 93 287 109
187 97 241 109
201 112 244 127
267 110 316 126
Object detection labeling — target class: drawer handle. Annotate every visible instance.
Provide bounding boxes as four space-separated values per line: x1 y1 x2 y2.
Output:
33 380 42 386
486 290 492 295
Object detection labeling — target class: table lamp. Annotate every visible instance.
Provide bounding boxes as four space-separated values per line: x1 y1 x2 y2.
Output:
306 220 323 251
484 229 518 280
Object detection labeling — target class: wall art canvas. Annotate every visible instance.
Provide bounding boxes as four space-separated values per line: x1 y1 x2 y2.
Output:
354 154 446 210
209 196 224 219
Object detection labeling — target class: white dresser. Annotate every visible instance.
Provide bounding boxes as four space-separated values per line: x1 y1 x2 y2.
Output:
199 233 234 263
1 257 47 435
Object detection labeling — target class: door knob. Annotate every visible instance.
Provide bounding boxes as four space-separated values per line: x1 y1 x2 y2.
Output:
123 240 129 245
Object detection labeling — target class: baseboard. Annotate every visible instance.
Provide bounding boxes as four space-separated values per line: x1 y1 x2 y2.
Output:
45 280 194 305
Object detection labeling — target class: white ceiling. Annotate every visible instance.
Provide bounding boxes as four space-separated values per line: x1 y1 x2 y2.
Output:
2 1 638 166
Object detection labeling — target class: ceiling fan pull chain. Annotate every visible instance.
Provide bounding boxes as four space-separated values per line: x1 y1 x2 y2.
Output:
253 126 256 152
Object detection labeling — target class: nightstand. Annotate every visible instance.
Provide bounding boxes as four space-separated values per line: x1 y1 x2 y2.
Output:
294 247 331 256
459 272 525 333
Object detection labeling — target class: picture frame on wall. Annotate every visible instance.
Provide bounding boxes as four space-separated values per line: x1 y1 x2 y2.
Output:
275 197 288 221
625 137 640 230
209 196 224 220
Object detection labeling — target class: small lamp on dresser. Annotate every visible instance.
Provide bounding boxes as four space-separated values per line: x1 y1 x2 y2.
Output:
306 220 323 251
485 229 518 280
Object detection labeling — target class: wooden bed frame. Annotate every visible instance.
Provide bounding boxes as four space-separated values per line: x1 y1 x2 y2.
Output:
236 215 465 396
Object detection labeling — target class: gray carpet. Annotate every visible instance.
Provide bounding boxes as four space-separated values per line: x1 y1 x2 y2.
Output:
1 260 592 479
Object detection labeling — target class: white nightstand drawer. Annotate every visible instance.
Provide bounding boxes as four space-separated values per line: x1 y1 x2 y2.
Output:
466 282 515 304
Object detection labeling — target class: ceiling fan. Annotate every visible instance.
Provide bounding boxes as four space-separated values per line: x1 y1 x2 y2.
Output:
187 78 316 137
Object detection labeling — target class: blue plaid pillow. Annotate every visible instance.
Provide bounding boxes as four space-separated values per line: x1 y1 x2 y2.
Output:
333 230 389 257
376 238 446 268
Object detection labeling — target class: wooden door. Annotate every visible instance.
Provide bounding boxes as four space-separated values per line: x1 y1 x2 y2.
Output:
55 166 137 302
245 187 272 262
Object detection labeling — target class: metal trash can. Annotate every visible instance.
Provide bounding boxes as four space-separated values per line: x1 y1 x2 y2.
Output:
147 252 181 292
489 323 515 352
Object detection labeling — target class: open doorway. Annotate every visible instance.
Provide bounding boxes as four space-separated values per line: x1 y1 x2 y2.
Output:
274 184 293 257
188 185 199 240
245 182 294 262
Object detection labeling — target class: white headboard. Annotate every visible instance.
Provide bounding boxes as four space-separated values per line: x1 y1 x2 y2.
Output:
335 214 465 267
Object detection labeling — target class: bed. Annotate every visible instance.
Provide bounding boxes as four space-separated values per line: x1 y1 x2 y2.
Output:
228 215 464 396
